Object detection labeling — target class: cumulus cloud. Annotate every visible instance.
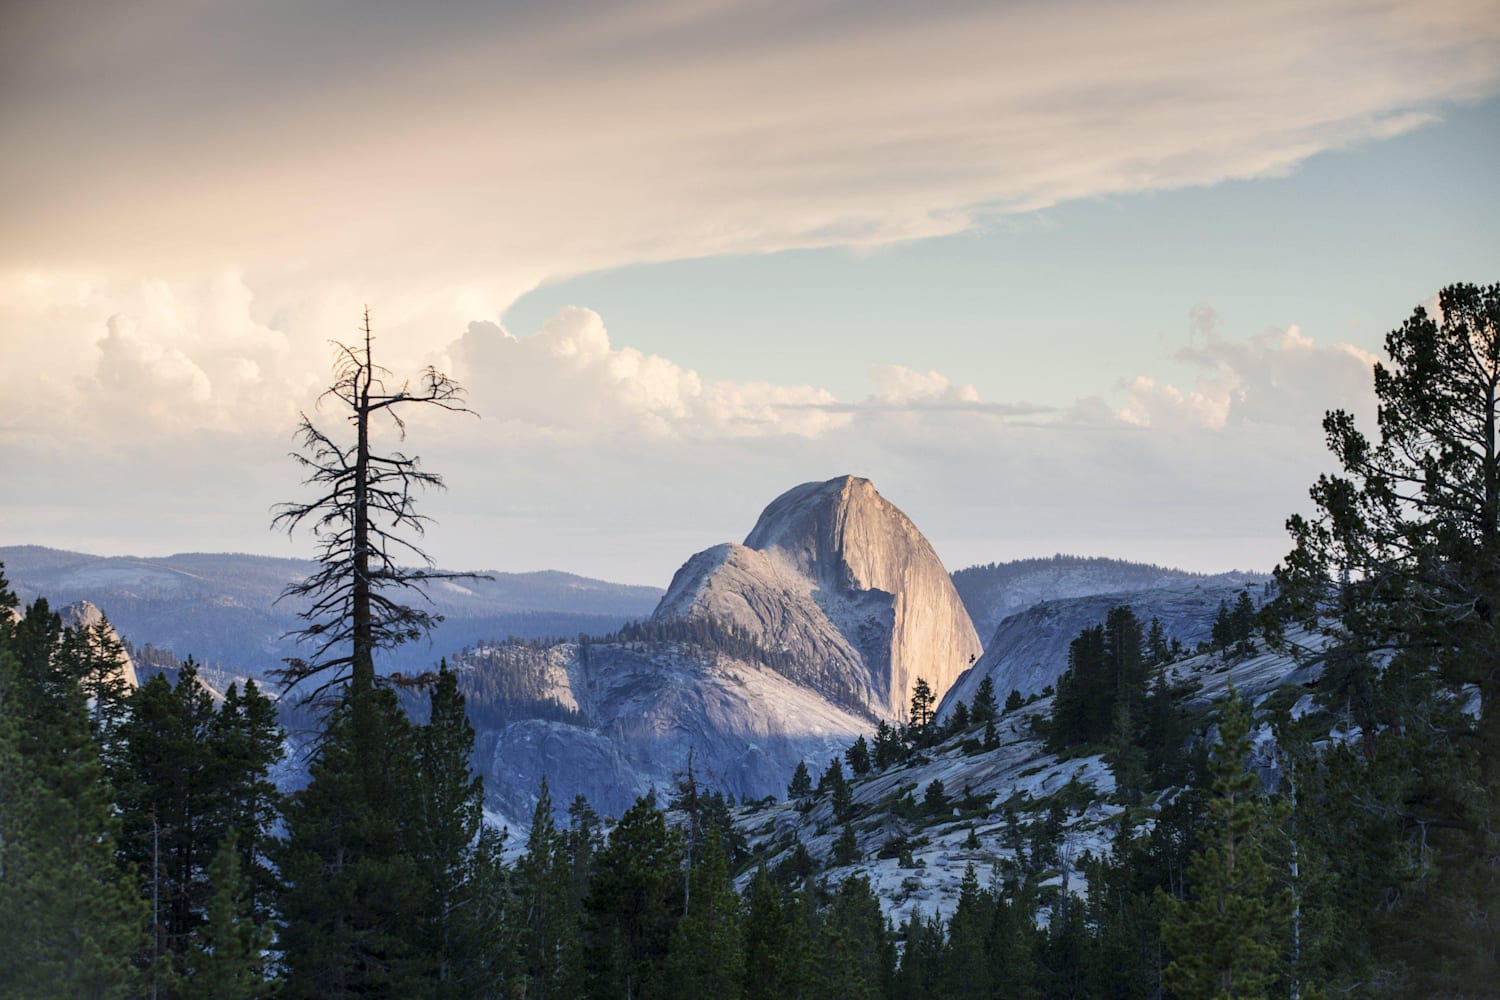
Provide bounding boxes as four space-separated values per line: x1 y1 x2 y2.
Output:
447 308 850 440
1118 305 1378 431
1 281 1384 583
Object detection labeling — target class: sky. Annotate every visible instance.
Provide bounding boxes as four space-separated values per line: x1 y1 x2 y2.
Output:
2 0 1499 586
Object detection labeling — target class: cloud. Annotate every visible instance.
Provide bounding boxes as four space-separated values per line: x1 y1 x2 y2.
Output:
1118 305 1379 431
446 308 852 440
2 0 1496 290
3 277 1381 584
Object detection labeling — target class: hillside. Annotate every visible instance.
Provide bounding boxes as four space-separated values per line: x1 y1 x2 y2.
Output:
728 623 1327 928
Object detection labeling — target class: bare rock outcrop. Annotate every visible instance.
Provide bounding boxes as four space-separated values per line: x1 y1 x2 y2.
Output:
654 476 982 719
58 600 140 689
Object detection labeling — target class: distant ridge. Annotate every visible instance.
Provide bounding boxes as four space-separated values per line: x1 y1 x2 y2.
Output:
951 554 1243 641
0 545 663 677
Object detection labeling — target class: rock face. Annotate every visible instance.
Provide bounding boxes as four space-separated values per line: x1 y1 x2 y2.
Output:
455 640 870 826
654 476 982 719
936 578 1267 717
57 600 140 689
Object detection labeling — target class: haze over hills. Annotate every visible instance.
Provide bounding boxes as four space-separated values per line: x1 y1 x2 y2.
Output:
0 545 663 677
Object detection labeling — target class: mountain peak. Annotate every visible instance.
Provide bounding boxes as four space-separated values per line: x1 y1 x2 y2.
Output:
657 476 982 719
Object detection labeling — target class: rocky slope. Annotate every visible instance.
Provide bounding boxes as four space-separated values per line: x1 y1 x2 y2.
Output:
654 476 982 718
951 555 1217 642
731 624 1326 928
447 639 869 828
937 576 1268 718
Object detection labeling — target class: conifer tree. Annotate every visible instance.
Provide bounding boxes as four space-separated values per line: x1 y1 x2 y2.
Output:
117 663 221 986
210 678 284 926
908 677 936 738
941 863 994 1000
276 688 428 997
584 793 685 998
742 868 790 1000
412 661 486 996
1275 281 1500 991
662 826 745 1000
845 734 872 775
948 698 970 734
1159 690 1290 998
273 310 476 711
0 585 147 998
181 833 270 1000
816 875 894 999
511 778 583 998
971 675 999 723
787 759 813 799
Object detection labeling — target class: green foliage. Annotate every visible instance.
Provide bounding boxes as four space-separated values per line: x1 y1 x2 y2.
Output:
663 829 744 999
831 822 860 866
922 778 948 813
583 792 685 998
276 687 431 997
845 734 872 776
1159 690 1291 999
872 719 905 769
947 698 970 734
1003 686 1025 714
787 759 813 799
0 584 148 999
1049 605 1146 751
180 834 271 1000
1273 281 1500 993
909 676 936 740
971 675 999 723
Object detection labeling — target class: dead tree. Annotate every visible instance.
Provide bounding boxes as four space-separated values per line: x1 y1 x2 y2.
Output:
272 307 478 714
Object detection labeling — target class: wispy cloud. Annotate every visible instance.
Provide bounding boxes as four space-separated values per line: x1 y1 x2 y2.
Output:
3 0 1496 289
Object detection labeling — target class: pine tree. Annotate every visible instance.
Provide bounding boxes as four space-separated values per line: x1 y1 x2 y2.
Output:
787 760 813 799
872 719 904 769
831 822 860 866
971 675 999 723
844 734 872 776
210 678 284 926
948 698 971 734
923 778 948 813
742 868 794 1000
511 778 583 999
662 827 745 999
272 308 477 713
940 863 994 999
276 688 429 997
412 661 487 997
1230 589 1256 653
117 663 222 987
584 793 685 998
1159 690 1290 998
0 585 148 998
909 677 936 738
180 833 270 1000
816 876 894 1000
1003 687 1024 714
